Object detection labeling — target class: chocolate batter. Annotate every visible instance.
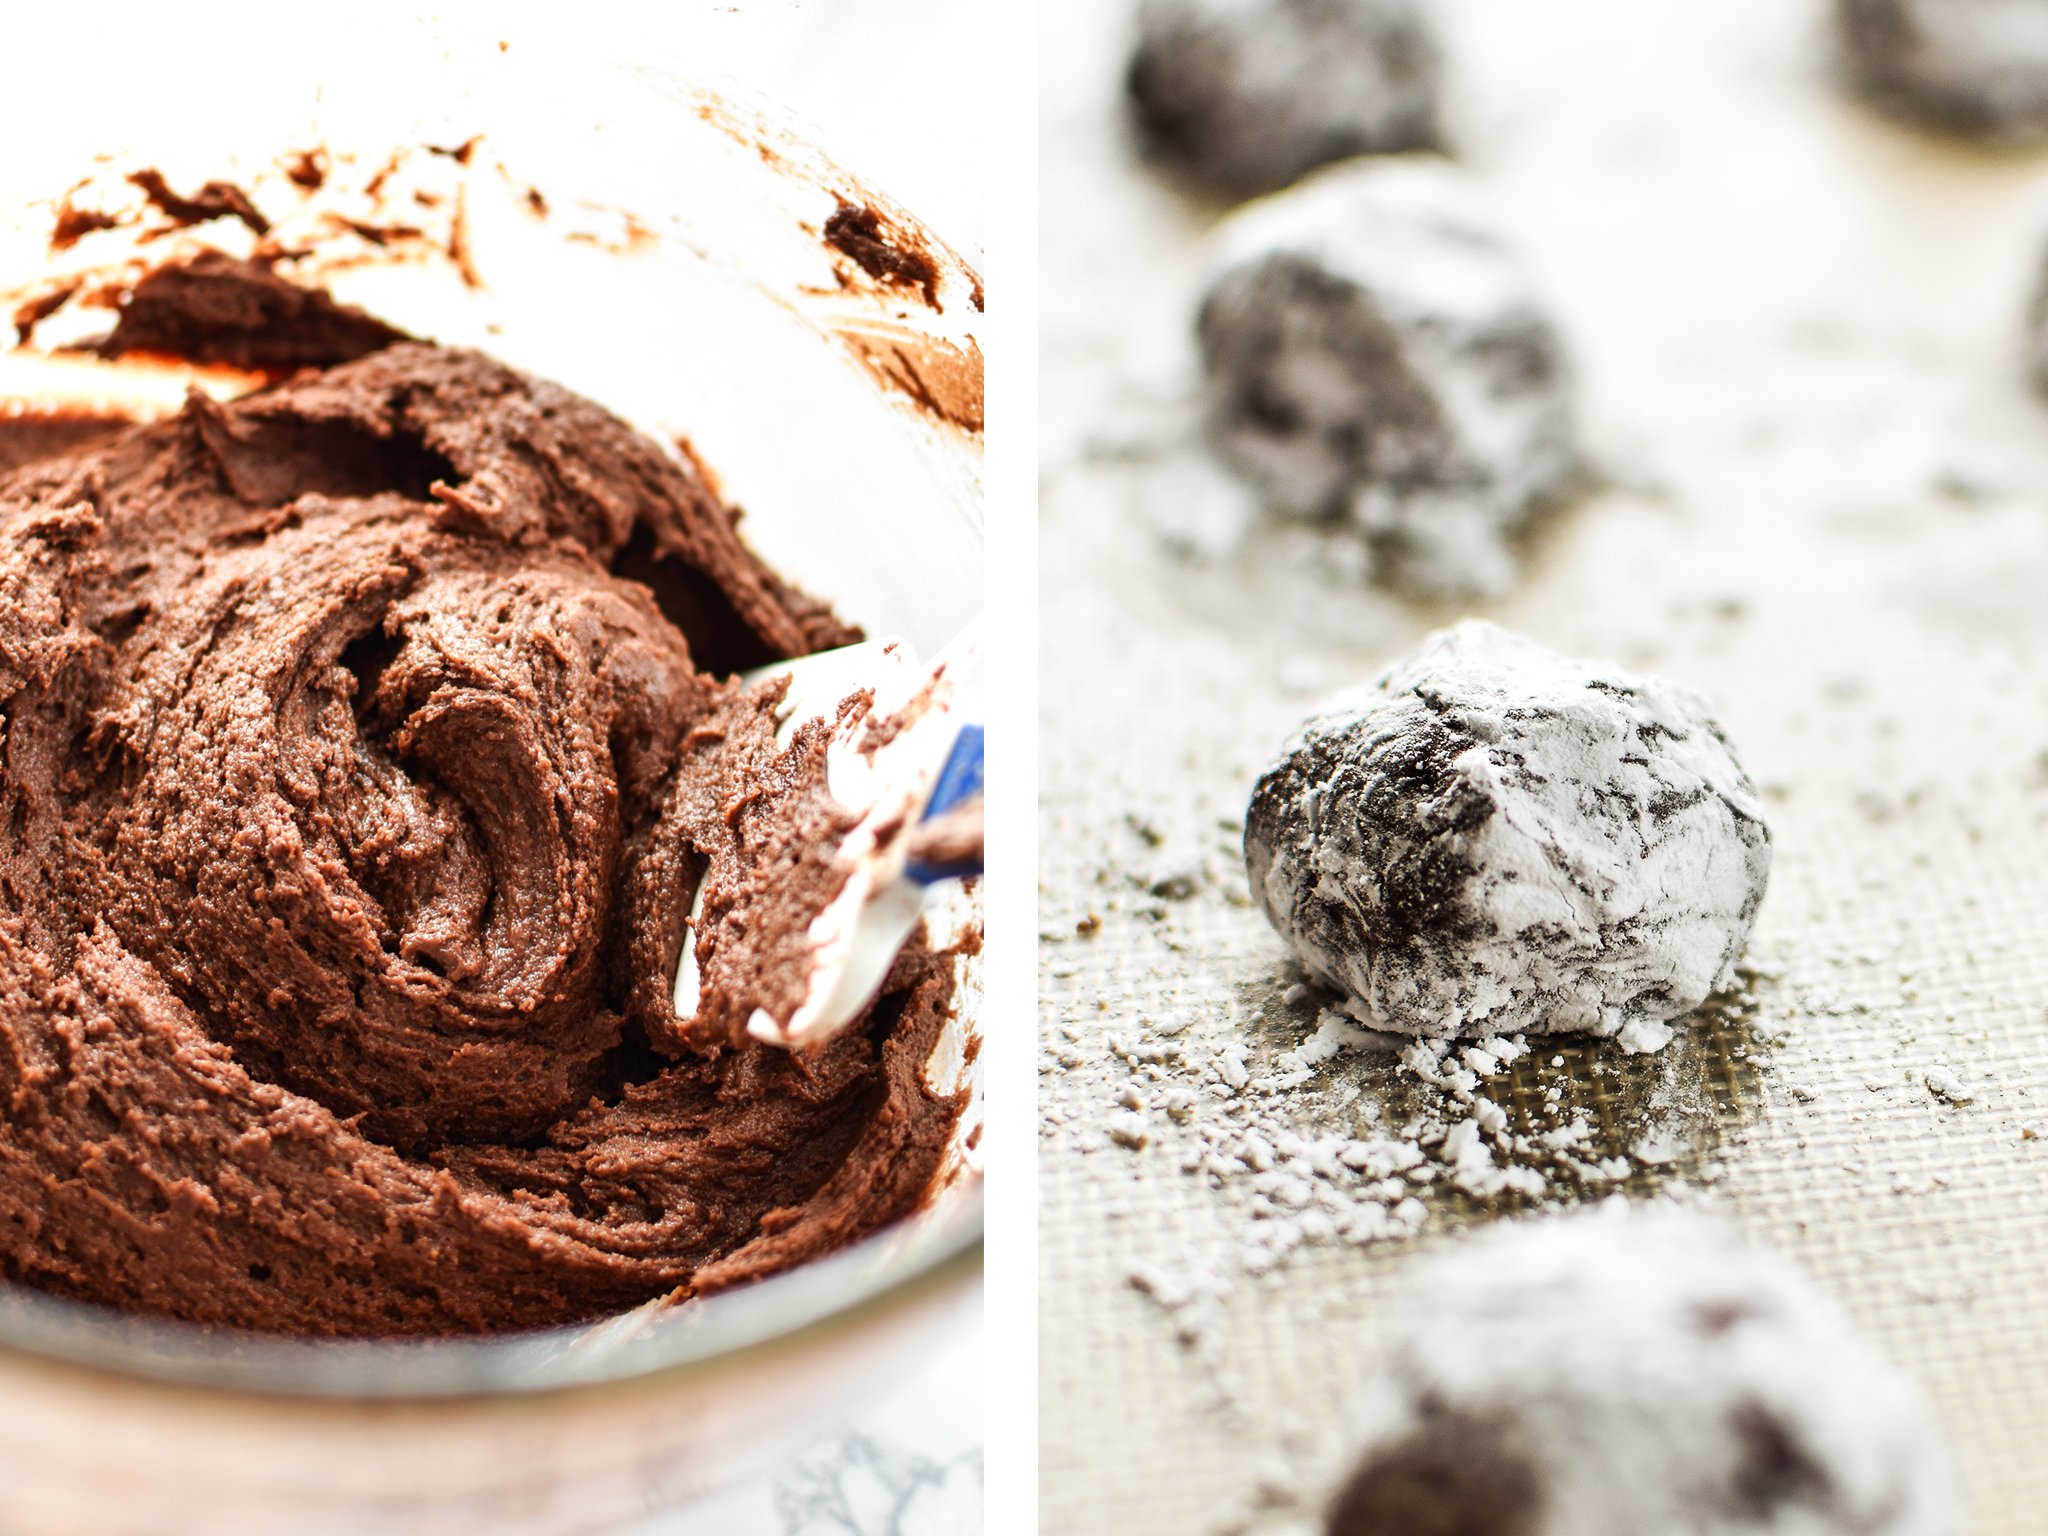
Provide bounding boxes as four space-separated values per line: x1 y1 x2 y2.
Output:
0 299 966 1335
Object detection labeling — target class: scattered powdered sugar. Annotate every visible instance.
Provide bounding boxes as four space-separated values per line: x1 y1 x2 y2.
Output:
1922 1064 1974 1105
1083 967 1768 1357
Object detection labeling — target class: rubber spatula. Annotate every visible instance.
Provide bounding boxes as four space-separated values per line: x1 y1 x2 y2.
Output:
671 620 984 1049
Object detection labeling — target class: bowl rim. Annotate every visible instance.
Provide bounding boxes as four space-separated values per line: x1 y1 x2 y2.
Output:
0 1185 982 1402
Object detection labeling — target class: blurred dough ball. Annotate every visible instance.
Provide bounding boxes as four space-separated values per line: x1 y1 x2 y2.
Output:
1196 158 1578 596
1127 0 1444 197
1326 1207 1959 1536
1837 0 2048 141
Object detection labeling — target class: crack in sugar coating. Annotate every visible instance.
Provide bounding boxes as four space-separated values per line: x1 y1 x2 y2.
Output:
0 337 963 1336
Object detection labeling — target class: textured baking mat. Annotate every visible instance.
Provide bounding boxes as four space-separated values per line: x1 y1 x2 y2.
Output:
1038 1 2048 1532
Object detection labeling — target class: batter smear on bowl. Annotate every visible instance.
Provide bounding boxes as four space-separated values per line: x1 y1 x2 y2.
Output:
0 277 968 1337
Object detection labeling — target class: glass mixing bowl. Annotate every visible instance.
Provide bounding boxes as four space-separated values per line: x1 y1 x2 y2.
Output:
0 18 983 1534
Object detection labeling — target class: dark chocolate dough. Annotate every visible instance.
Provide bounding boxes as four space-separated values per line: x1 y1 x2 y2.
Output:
0 324 964 1336
89 251 412 370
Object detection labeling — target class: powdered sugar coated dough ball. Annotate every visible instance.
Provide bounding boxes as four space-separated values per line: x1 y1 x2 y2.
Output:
1197 159 1578 596
1326 1208 1959 1536
1127 0 1444 197
1837 0 2048 141
1245 622 1771 1048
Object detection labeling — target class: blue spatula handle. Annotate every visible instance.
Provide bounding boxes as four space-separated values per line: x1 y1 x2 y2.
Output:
906 724 984 885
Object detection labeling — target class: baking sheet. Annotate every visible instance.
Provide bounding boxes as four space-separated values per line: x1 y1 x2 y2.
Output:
1038 1 2048 1531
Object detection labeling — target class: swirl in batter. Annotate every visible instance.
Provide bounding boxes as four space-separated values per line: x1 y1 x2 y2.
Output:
0 325 965 1336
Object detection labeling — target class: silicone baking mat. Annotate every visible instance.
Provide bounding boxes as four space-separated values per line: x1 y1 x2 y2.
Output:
1038 1 2048 1531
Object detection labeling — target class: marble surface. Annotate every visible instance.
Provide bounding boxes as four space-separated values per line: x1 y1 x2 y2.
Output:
646 1326 983 1536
